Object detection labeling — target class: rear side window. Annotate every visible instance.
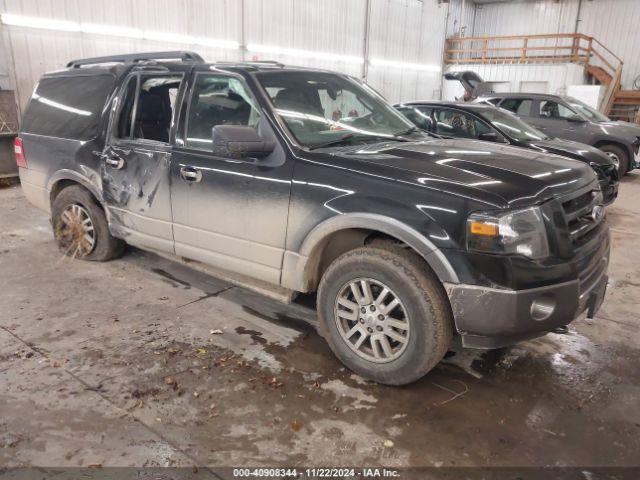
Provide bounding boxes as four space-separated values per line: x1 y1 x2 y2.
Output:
22 75 114 140
115 74 183 143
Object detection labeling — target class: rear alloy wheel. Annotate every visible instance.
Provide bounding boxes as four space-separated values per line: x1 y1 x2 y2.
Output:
52 185 125 261
56 204 96 258
318 243 454 385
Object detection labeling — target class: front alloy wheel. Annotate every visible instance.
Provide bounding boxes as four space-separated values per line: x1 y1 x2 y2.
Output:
317 243 454 385
335 278 410 363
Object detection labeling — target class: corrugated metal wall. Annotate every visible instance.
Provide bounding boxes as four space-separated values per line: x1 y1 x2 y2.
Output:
469 0 640 90
472 0 578 37
0 0 449 113
578 0 640 89
367 0 448 103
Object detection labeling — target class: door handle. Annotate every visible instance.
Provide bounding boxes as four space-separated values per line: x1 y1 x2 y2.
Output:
180 166 202 183
102 153 125 169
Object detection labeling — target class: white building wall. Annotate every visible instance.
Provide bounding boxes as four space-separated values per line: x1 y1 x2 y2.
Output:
578 0 640 90
472 0 578 37
366 0 448 103
0 0 450 113
467 0 640 90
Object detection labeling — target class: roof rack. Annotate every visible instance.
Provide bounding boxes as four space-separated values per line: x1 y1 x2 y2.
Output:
66 51 205 68
213 60 285 68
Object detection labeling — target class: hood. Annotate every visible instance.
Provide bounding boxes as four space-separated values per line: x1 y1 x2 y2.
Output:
526 137 614 166
339 139 597 209
444 71 493 100
593 120 640 140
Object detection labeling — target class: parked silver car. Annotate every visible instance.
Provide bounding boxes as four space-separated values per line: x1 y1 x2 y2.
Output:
445 71 640 175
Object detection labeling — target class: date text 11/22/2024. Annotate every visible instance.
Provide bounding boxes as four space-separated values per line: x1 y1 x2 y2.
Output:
232 468 400 478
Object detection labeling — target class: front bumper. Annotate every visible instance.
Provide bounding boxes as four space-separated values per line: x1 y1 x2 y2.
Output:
445 255 609 349
600 177 619 205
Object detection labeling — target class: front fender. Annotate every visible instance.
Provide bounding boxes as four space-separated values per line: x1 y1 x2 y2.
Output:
280 213 460 292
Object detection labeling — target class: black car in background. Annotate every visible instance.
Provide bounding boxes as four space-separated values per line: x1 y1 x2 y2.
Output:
395 101 619 204
444 71 640 175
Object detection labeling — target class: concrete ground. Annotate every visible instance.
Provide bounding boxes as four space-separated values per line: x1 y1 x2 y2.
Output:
1 174 639 470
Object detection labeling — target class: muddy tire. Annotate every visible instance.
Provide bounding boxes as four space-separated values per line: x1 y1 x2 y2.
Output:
52 185 125 261
317 243 454 386
599 144 629 176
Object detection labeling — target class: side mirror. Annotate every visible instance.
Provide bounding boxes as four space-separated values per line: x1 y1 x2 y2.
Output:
212 125 276 158
478 132 502 142
567 114 586 123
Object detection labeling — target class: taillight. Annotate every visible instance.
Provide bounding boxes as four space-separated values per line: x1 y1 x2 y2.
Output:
14 137 27 168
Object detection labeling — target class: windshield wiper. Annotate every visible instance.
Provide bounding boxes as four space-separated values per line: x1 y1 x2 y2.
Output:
308 133 408 150
394 126 442 139
393 126 419 137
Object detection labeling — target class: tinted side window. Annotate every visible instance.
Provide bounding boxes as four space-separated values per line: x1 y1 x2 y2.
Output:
185 74 261 150
22 75 114 140
539 100 575 119
435 109 491 139
116 74 183 143
397 107 432 130
500 98 533 116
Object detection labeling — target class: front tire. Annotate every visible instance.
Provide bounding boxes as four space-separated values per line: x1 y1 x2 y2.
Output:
52 185 125 261
317 243 454 386
598 144 629 176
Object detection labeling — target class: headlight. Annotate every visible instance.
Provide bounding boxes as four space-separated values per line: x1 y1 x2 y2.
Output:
466 206 550 259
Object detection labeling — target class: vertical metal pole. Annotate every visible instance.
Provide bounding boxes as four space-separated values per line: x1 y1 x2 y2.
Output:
574 0 583 33
362 0 372 81
240 0 247 61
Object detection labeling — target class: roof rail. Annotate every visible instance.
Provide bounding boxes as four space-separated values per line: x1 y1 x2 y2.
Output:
213 60 285 68
66 51 204 68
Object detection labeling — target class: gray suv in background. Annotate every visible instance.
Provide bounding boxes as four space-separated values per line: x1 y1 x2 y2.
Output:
445 71 640 175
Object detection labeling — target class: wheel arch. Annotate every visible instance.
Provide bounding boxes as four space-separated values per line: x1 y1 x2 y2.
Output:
593 139 633 162
281 213 459 293
48 170 103 208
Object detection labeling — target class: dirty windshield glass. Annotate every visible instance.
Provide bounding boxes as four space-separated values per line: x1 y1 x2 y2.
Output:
481 107 549 142
255 71 416 149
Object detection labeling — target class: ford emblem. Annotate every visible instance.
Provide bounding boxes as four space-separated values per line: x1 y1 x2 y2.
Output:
591 205 605 223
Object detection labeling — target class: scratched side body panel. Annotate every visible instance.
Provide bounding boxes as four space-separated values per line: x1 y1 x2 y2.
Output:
102 144 174 252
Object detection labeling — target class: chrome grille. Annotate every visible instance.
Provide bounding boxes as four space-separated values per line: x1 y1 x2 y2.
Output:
561 188 605 249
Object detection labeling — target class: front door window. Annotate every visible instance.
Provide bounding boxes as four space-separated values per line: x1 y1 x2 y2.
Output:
185 74 261 150
538 100 576 120
435 109 492 139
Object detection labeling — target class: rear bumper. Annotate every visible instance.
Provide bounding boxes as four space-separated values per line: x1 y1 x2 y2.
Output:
18 167 51 213
445 255 609 349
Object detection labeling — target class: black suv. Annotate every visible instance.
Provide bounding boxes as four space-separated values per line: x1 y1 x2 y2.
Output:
395 101 619 204
16 51 610 385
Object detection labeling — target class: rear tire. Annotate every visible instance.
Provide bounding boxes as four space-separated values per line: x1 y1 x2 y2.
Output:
317 243 454 386
598 144 629 176
52 185 125 262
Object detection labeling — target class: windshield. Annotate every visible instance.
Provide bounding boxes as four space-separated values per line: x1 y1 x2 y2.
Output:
563 96 610 122
255 71 419 148
480 107 549 142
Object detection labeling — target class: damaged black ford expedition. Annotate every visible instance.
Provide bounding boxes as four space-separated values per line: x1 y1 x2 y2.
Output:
16 51 610 385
